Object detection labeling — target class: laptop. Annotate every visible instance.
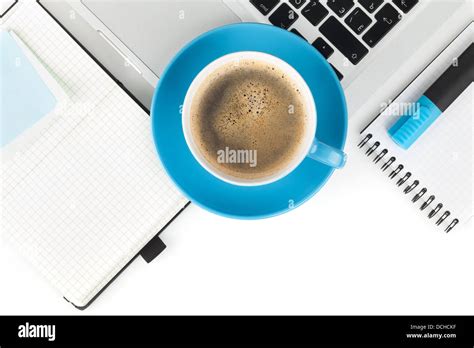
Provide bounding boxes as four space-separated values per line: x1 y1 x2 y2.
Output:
42 0 471 125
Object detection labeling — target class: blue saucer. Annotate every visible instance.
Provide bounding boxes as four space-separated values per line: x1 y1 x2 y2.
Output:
151 23 347 219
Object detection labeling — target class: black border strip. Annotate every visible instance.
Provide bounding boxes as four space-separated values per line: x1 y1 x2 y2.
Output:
35 0 191 309
2 315 474 345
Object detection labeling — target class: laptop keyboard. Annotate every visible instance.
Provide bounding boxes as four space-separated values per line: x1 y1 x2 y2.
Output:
250 0 418 80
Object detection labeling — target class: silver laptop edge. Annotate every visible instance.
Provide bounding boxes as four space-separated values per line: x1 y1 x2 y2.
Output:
53 0 469 123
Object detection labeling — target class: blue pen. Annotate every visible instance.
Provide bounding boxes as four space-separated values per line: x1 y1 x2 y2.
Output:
388 43 474 149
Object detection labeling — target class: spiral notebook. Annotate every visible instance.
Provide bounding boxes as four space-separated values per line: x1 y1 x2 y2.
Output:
1 1 187 308
359 23 473 233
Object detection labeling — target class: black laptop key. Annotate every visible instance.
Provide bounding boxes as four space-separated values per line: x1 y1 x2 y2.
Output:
302 1 329 26
289 0 308 9
345 7 372 34
362 21 393 47
363 4 401 47
319 16 368 64
290 28 307 40
374 3 402 22
327 0 355 17
250 0 280 15
330 63 344 80
393 0 418 13
269 3 299 29
312 37 334 58
358 0 383 13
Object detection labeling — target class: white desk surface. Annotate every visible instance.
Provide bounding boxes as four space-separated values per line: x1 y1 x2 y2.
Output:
1 117 473 314
1 1 473 315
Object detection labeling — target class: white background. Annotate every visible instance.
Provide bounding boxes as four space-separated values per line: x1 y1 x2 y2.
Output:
1 119 473 314
0 0 472 315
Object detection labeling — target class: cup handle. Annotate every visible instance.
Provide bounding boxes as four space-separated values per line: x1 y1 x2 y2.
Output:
307 139 347 169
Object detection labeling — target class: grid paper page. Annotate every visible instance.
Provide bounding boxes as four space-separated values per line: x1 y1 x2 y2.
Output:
360 24 473 232
0 1 187 307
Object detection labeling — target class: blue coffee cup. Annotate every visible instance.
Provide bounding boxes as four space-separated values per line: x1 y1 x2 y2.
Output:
182 51 346 187
151 23 348 218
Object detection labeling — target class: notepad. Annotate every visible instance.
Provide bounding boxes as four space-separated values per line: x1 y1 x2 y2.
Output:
359 23 473 233
0 1 187 307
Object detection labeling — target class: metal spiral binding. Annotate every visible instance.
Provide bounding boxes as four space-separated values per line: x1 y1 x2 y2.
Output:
359 133 460 233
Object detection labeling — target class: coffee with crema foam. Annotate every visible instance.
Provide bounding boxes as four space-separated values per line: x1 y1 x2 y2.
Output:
190 59 309 181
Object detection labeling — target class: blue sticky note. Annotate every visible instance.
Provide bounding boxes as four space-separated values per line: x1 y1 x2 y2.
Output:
0 30 57 147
